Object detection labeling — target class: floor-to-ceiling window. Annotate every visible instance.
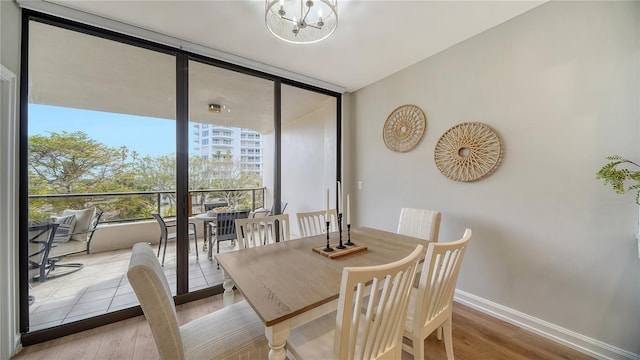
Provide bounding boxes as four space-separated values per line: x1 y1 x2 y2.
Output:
24 19 177 334
187 59 274 290
20 10 340 343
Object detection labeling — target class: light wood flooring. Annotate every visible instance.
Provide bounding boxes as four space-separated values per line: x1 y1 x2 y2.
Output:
12 293 594 360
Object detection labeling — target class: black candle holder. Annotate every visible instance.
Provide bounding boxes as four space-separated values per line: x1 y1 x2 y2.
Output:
323 220 333 252
345 224 354 246
336 213 345 249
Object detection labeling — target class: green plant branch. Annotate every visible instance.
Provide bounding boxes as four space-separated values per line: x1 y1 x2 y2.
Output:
596 155 640 204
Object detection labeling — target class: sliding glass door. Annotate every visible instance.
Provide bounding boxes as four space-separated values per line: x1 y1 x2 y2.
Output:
21 10 340 342
25 19 176 332
187 59 274 290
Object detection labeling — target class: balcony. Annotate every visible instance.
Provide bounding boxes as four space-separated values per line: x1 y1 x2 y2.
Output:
28 234 239 331
27 188 266 331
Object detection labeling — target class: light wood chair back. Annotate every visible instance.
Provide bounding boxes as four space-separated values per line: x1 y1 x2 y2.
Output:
235 214 291 248
397 208 441 242
296 209 338 237
287 244 424 360
127 243 269 360
403 229 472 360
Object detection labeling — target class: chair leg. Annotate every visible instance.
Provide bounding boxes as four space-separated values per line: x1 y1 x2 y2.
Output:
161 236 168 266
216 238 221 269
414 332 425 360
191 233 198 259
443 318 454 360
46 258 83 279
190 223 198 259
157 236 162 257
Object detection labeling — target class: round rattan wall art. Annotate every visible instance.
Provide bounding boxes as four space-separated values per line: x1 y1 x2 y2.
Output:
434 122 503 182
382 104 426 152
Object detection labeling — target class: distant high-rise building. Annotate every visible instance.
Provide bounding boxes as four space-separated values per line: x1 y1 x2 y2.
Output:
192 124 263 176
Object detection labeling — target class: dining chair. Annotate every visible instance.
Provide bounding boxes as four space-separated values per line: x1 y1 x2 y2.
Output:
127 243 269 360
235 214 291 248
397 208 442 242
296 209 338 237
403 229 472 360
286 244 424 360
151 212 198 266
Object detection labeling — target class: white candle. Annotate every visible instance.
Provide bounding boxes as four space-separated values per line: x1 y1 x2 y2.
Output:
337 181 343 214
346 194 351 225
326 188 330 219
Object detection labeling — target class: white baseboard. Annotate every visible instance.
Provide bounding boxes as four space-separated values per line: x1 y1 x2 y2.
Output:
454 290 640 360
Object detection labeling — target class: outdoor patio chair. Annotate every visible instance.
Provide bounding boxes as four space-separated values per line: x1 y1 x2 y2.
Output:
28 222 59 283
269 201 288 215
127 242 269 360
151 212 198 266
249 208 271 218
209 210 250 264
46 208 103 279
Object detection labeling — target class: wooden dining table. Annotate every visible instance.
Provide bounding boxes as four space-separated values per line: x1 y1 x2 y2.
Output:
215 226 427 360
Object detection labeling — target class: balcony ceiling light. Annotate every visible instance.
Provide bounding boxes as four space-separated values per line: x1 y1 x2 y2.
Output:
208 103 230 113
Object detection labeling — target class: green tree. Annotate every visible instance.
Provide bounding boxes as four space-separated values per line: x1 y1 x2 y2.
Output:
135 154 178 215
28 131 143 220
29 131 132 194
134 152 263 213
209 156 262 209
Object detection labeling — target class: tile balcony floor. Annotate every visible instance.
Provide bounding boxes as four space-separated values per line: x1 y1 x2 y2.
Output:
28 239 237 331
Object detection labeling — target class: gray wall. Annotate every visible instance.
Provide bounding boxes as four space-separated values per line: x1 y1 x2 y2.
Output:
351 1 639 355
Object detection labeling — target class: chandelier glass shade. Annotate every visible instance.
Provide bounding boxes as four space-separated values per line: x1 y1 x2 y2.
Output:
265 0 338 44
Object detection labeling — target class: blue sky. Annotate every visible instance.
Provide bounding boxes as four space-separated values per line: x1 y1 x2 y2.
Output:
28 104 184 157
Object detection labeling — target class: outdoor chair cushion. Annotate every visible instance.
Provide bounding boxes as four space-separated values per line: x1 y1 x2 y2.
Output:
51 214 76 242
62 207 95 241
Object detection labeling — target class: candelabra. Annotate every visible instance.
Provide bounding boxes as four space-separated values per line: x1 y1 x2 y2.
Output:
345 224 353 246
336 213 345 249
323 220 333 252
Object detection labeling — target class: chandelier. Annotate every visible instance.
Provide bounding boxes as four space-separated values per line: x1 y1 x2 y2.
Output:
265 0 338 44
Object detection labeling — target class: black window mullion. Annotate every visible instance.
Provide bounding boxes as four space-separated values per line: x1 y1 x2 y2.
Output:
19 10 31 334
176 53 189 295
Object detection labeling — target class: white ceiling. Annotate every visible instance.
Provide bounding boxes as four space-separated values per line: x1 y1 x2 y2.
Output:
46 0 546 93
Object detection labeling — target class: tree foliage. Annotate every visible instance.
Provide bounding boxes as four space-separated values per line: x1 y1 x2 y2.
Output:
28 131 146 219
29 131 134 194
28 131 263 221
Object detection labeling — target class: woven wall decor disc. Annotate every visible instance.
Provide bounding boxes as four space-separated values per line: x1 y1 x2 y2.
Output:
383 104 426 152
434 122 503 182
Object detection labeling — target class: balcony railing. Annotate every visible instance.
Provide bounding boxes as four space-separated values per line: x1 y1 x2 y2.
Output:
29 187 267 224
